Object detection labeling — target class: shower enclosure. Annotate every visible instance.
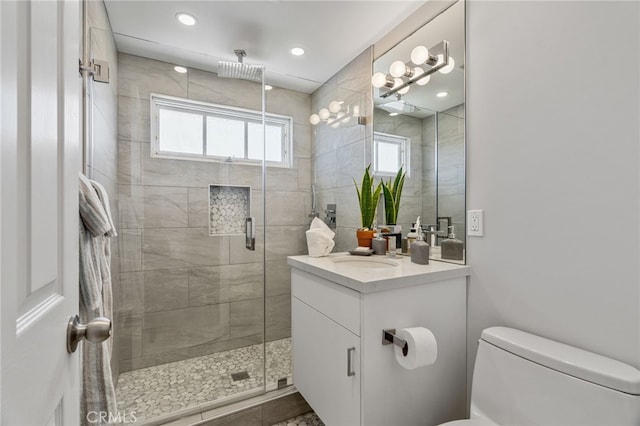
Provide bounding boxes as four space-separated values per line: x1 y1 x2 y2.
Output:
114 52 309 423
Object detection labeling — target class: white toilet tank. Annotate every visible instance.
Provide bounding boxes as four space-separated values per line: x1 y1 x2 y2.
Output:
470 327 640 425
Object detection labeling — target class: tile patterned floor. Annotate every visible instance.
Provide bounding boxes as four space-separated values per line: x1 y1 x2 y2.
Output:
115 338 292 422
271 411 325 426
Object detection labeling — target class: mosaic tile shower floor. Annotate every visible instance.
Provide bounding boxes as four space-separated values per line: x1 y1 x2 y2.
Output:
115 338 292 422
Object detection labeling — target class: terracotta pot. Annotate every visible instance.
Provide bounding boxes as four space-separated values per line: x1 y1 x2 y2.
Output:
356 229 375 248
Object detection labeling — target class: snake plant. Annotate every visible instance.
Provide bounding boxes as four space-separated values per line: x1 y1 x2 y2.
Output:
381 167 406 225
354 165 382 230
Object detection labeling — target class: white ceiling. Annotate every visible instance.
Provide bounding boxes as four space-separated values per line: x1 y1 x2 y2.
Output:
103 1 427 94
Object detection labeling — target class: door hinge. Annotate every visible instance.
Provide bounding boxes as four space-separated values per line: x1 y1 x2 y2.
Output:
79 59 110 83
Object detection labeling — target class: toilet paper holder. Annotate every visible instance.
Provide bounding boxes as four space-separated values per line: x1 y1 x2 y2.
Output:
382 328 408 356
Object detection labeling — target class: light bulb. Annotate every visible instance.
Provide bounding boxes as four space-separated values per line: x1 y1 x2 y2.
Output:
411 46 429 65
371 72 388 88
174 66 188 74
176 12 197 26
414 67 430 86
319 108 330 120
437 91 448 98
329 101 342 113
389 60 407 78
264 84 273 91
389 112 399 117
309 114 321 125
438 54 456 74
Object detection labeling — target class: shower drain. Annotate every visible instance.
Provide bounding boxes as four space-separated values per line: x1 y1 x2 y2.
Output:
231 371 250 381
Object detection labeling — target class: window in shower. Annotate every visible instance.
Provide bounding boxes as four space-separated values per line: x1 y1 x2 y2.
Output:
373 131 410 176
151 93 293 167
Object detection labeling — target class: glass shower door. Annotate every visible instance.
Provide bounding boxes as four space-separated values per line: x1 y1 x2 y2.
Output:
114 54 267 423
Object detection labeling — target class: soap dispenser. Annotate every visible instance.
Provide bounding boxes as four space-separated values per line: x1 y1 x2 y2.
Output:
406 223 418 254
441 225 464 260
410 217 430 265
371 232 387 256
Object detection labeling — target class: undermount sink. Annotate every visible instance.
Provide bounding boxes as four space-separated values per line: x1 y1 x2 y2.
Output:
331 255 400 269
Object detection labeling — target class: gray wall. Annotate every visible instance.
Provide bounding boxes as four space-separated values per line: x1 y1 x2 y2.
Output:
85 0 120 379
466 0 640 384
117 53 311 371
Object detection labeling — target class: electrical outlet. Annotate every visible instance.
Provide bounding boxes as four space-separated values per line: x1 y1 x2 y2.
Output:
468 209 484 236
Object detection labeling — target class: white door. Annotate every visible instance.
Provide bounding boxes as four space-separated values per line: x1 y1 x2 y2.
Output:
1 0 82 425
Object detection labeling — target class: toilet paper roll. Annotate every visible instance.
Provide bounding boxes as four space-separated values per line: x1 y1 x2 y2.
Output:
394 327 438 370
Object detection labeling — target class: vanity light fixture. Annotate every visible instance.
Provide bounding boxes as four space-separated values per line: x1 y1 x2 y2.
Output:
373 40 452 99
309 101 362 128
174 66 188 74
176 12 197 26
291 47 305 56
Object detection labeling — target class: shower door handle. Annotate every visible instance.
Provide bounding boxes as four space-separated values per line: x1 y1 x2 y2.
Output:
245 217 255 250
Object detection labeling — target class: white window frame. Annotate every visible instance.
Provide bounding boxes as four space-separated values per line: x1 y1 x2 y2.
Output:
372 131 410 177
150 93 293 168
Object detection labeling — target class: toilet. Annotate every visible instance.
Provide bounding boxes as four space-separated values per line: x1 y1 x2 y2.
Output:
441 327 640 425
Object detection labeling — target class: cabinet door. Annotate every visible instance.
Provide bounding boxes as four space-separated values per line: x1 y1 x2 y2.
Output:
293 297 360 426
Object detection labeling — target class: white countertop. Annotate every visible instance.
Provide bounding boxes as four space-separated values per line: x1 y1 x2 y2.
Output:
287 252 470 294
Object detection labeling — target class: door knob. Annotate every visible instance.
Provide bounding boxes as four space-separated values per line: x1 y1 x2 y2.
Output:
66 315 112 353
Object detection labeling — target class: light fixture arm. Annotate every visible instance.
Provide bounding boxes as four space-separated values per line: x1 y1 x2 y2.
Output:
379 40 450 99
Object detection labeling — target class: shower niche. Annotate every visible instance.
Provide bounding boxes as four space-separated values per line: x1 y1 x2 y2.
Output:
209 184 251 235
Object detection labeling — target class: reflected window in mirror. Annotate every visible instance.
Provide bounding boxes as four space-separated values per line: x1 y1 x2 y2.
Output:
373 132 409 177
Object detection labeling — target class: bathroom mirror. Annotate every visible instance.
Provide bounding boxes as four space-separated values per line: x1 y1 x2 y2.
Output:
372 0 465 264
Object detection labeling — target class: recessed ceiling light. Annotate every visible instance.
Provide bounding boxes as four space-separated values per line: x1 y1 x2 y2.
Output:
174 66 188 74
265 84 273 91
389 112 399 116
291 47 305 56
176 12 197 26
436 91 448 98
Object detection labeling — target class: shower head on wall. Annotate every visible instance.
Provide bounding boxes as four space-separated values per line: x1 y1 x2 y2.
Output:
218 49 263 82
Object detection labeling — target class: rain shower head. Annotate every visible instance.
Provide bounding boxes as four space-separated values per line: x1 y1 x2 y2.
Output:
218 49 263 82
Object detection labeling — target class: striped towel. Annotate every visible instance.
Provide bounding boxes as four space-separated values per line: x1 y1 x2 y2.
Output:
79 173 117 424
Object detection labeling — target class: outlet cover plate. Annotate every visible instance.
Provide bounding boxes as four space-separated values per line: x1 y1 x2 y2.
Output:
468 209 484 237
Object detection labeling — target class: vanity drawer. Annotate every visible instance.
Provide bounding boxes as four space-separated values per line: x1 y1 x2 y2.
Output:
291 268 360 336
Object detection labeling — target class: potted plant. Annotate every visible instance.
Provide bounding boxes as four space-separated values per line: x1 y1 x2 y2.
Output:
354 164 382 248
381 167 406 231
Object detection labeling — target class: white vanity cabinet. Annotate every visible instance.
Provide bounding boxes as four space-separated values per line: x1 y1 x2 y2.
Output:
289 255 471 426
292 269 362 426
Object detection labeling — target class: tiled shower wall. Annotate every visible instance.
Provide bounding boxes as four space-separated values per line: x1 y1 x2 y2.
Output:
117 53 311 371
85 0 121 378
311 48 374 252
